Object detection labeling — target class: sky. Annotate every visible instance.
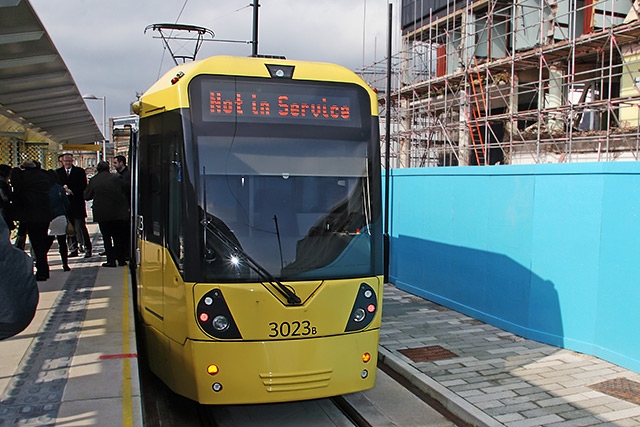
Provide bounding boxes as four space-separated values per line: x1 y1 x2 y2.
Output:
30 0 399 133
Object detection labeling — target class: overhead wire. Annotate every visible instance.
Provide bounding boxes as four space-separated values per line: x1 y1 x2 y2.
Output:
156 0 190 80
175 0 189 22
154 1 251 79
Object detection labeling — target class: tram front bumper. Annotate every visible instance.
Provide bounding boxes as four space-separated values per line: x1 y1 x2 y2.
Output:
179 329 380 405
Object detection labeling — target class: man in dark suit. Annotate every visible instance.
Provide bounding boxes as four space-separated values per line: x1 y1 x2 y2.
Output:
55 153 92 258
84 161 129 267
10 161 53 280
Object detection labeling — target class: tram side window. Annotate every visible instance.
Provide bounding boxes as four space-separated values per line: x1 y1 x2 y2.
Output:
167 138 185 271
147 141 163 244
139 114 165 246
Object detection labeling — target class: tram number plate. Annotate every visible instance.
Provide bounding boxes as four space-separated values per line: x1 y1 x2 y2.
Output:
268 321 317 338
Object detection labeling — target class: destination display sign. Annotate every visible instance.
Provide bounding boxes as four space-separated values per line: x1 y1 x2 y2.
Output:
198 79 362 128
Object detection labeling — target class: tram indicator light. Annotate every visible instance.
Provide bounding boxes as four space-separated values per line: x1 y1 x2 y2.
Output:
207 364 219 375
171 71 185 85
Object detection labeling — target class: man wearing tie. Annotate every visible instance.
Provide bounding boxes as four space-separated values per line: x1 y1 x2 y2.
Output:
55 153 92 258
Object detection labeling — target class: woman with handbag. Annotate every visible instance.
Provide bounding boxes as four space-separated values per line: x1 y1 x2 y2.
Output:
46 170 71 272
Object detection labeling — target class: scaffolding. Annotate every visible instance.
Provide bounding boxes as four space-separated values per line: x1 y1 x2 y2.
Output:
363 0 640 167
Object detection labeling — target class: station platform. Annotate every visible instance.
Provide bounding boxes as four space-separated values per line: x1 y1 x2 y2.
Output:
2 223 640 426
0 223 142 427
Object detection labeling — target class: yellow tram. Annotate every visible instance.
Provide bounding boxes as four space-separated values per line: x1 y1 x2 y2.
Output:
131 55 383 404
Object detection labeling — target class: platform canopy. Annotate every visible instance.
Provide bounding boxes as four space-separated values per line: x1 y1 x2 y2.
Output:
0 0 103 145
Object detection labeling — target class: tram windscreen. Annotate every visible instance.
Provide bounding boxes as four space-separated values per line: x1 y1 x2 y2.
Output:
190 75 377 281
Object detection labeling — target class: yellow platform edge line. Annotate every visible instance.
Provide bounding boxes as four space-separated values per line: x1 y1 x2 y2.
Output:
122 268 133 427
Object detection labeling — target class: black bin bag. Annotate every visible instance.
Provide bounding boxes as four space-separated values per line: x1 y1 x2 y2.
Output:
0 216 39 340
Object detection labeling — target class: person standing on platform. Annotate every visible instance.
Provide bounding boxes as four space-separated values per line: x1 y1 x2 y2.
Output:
56 153 92 258
114 155 130 188
10 161 53 281
113 155 131 260
0 164 13 231
84 161 129 267
46 170 71 272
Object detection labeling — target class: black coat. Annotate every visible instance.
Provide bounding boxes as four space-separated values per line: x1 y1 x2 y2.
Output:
56 166 88 218
116 166 131 203
10 167 53 223
84 171 129 222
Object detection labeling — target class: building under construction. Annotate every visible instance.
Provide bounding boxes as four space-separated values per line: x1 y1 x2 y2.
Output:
371 0 640 167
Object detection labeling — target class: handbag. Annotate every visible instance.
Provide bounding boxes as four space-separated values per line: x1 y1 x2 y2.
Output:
48 215 67 236
66 218 75 236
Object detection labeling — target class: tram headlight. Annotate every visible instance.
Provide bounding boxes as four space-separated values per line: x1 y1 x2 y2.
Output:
345 282 378 332
212 315 230 331
196 289 242 339
353 308 366 323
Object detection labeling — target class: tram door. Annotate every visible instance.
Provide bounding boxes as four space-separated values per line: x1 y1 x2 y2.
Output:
138 138 165 329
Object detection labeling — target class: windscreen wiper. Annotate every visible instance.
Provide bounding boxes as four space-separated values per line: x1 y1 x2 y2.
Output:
202 217 301 305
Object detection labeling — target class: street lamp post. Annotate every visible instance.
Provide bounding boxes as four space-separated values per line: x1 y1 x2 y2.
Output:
82 94 107 161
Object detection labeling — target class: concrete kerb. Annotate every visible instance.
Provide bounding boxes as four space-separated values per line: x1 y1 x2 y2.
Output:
378 346 503 427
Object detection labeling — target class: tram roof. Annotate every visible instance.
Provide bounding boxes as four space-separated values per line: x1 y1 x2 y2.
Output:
0 0 103 145
136 56 379 118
